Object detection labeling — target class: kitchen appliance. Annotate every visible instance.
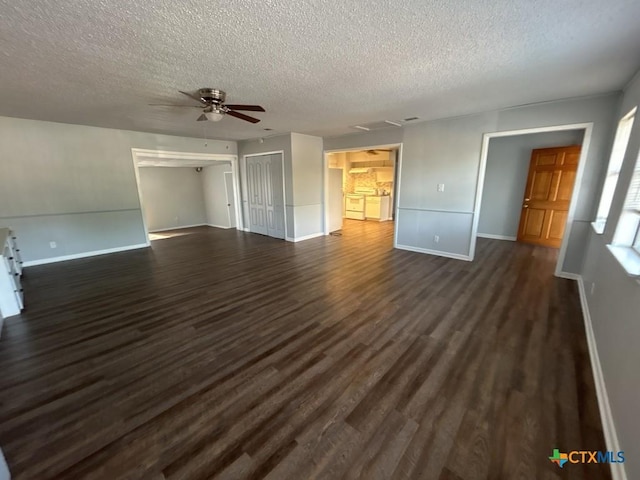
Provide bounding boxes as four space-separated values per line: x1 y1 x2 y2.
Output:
345 188 377 220
345 194 365 220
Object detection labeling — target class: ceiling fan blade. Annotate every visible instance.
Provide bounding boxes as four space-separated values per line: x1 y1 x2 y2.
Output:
197 113 208 122
224 104 265 112
149 103 202 108
227 110 260 124
179 90 206 104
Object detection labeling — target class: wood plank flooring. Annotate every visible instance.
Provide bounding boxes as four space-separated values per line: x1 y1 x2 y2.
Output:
0 220 610 479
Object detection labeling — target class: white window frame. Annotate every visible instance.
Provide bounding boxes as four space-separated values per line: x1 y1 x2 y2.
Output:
608 143 640 277
592 107 636 234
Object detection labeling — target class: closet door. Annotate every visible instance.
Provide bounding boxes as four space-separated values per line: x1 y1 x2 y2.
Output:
246 156 268 235
265 154 285 239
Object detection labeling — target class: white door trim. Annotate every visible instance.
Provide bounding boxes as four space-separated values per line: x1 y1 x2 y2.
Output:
322 143 403 240
223 171 236 228
130 149 241 241
470 122 593 277
242 151 287 238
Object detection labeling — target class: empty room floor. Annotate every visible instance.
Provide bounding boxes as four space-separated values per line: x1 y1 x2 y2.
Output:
0 221 609 479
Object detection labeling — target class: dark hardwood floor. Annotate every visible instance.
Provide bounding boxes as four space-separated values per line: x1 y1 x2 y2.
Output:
0 220 610 479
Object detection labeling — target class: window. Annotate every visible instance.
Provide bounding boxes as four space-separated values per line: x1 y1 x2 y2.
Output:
608 147 640 276
593 107 636 234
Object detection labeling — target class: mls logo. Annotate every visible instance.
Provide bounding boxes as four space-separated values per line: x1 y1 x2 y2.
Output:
549 449 569 468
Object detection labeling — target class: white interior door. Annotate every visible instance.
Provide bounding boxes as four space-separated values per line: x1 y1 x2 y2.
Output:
224 171 237 228
328 168 343 232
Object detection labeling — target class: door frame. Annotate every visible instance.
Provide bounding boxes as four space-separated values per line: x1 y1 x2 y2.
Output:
223 171 236 228
326 167 345 232
470 122 593 278
130 148 240 245
322 143 403 243
241 151 287 238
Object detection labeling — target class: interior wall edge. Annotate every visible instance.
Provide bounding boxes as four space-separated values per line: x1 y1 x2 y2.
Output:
576 276 628 480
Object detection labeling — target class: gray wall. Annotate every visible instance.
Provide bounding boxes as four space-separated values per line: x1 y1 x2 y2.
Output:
138 167 207 231
400 94 618 271
202 164 232 228
478 130 584 239
321 94 618 272
0 448 9 480
581 69 640 480
238 133 324 240
0 115 235 263
291 133 324 238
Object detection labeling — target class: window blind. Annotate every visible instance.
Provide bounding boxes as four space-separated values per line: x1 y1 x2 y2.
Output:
625 163 640 213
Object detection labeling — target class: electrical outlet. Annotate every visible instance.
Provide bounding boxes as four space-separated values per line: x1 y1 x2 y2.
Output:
437 183 445 192
590 282 596 295
434 235 440 243
49 241 57 249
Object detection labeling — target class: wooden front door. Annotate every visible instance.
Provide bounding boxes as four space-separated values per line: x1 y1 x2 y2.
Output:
517 145 581 248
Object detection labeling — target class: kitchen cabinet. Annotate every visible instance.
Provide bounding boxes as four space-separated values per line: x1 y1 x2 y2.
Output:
375 168 394 183
365 196 391 221
1 227 24 320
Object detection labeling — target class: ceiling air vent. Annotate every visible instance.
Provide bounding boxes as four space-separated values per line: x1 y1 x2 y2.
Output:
350 120 403 132
403 117 419 122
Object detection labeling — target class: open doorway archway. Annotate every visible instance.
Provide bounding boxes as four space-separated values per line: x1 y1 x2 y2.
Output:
471 123 594 278
322 143 403 244
130 149 241 245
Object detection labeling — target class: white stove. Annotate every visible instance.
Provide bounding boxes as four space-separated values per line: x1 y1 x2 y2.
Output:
345 188 376 220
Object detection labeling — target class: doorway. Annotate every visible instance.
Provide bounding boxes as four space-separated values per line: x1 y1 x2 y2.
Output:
130 149 241 244
224 172 237 228
472 124 592 277
323 144 401 238
517 145 581 248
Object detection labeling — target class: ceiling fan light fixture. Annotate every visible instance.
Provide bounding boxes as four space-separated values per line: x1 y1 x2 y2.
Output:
204 111 224 122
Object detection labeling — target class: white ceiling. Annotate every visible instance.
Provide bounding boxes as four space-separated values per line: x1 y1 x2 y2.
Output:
1 0 639 141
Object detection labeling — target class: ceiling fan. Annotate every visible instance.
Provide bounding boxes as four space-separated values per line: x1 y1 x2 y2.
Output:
150 88 265 123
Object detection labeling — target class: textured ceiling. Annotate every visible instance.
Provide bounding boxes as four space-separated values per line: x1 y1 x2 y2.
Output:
1 0 639 141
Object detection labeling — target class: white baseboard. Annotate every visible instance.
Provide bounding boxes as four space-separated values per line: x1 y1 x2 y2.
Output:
285 232 324 243
477 233 517 241
576 276 627 480
23 243 149 267
395 243 472 261
149 223 207 233
206 224 233 229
